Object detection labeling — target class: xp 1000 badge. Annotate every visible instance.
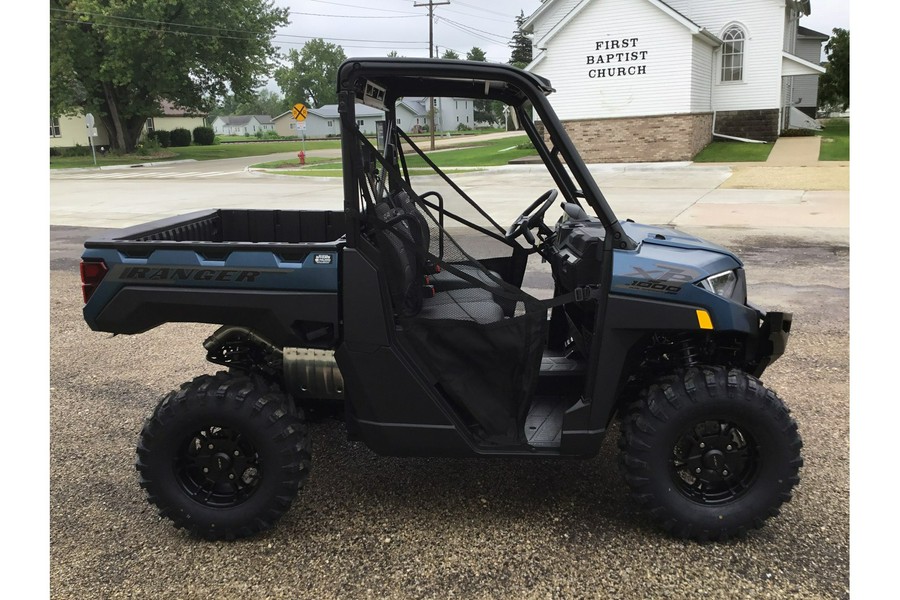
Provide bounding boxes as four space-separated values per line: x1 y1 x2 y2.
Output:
617 264 700 295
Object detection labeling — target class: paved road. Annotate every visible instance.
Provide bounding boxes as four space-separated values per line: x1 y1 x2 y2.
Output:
48 156 850 599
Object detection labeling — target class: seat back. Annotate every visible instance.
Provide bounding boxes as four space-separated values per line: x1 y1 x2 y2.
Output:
373 201 424 317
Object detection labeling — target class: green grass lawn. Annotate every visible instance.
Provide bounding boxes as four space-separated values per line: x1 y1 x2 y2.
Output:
50 131 529 170
403 135 534 168
50 139 343 169
692 140 774 162
817 118 849 161
251 135 535 177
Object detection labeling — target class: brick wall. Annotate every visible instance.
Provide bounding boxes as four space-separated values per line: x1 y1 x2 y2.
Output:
713 109 780 142
544 113 713 163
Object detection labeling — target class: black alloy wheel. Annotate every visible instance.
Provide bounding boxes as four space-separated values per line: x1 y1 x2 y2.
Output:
618 366 802 541
136 372 310 540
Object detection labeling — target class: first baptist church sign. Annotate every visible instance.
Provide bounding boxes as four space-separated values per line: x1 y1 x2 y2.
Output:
586 38 648 78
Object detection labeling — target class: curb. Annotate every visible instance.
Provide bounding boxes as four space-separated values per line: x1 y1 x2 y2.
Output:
51 159 198 173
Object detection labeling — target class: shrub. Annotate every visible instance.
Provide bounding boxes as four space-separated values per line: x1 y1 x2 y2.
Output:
264 130 281 139
136 138 161 155
456 123 471 131
57 144 93 157
169 128 192 147
50 147 61 157
192 126 215 145
149 130 171 148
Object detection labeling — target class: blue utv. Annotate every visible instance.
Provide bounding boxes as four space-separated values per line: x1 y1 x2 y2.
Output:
80 58 801 542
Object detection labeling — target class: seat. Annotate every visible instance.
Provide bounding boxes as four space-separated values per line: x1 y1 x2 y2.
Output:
388 190 503 292
373 201 504 324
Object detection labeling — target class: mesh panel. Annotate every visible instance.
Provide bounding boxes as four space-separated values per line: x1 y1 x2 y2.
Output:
356 124 547 443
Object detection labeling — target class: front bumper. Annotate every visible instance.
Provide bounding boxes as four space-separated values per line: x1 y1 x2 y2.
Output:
752 309 792 377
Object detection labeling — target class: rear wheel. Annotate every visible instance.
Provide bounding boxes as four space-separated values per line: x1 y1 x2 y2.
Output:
136 372 310 540
618 366 802 541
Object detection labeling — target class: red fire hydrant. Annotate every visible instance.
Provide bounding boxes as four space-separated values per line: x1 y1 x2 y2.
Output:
298 150 306 166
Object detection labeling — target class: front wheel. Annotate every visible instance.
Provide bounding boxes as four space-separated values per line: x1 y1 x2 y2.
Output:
136 372 310 540
618 367 802 541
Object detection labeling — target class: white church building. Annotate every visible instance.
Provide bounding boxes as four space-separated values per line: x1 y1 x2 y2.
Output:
523 0 827 162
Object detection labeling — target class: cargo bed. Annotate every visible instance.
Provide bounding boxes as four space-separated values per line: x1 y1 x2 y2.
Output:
81 209 347 348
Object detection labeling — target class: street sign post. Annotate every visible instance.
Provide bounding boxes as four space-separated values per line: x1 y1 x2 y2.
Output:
85 113 98 166
292 103 308 161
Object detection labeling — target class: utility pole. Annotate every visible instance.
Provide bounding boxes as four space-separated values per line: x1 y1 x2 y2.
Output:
414 0 450 150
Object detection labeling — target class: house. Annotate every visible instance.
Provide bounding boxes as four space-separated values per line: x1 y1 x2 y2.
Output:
522 0 828 162
274 104 386 138
50 100 207 149
210 115 276 136
396 97 476 132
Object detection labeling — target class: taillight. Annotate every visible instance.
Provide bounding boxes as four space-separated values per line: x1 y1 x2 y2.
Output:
80 260 108 303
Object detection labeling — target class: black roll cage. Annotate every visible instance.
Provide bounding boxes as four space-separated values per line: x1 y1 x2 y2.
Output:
336 57 636 252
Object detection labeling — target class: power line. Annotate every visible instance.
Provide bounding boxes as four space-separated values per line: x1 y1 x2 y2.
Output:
306 0 420 15
290 12 423 19
440 7 511 25
438 16 509 41
437 17 505 46
453 1 514 19
50 17 428 46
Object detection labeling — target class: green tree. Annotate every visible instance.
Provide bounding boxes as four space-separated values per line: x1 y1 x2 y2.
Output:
274 39 347 108
818 28 849 111
50 0 289 152
209 89 290 118
466 47 487 62
387 50 401 58
441 49 460 60
508 10 532 69
466 46 500 126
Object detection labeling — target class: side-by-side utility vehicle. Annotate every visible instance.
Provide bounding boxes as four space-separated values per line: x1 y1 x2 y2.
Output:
80 58 801 542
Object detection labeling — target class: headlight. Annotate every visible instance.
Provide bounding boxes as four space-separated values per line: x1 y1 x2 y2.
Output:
697 270 738 298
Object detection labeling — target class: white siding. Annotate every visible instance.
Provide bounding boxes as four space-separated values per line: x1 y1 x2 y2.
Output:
685 0 786 110
791 37 823 110
691 37 713 111
531 0 584 46
530 0 695 120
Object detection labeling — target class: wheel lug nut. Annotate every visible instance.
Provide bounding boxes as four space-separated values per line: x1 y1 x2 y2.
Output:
699 443 705 449
726 445 733 451
723 470 729 476
695 468 701 474
234 451 239 456
208 444 214 450
203 468 209 473
229 474 235 480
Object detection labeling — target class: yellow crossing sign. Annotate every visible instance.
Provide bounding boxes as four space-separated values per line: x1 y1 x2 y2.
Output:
292 103 308 122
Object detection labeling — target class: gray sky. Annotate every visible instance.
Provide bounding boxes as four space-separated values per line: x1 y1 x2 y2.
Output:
271 0 544 64
269 0 849 69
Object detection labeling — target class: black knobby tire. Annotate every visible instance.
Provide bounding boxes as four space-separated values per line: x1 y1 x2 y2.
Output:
618 366 802 541
135 371 311 540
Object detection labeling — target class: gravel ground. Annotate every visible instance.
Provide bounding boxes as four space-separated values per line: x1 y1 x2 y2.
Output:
49 227 849 599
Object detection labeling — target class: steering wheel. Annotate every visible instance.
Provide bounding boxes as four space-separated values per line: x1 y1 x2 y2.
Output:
505 189 558 247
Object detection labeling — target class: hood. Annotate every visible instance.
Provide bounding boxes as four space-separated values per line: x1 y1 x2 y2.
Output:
622 221 742 265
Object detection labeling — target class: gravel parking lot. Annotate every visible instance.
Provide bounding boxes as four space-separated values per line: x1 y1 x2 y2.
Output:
49 224 849 599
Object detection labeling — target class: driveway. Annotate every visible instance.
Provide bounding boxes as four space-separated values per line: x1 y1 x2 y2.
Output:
47 155 850 599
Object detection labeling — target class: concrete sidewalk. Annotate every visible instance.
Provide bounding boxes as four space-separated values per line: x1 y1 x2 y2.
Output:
765 136 822 166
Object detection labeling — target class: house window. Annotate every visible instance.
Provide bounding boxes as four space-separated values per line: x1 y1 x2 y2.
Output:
397 118 401 124
146 118 155 133
327 120 333 126
721 26 745 82
50 117 61 137
357 119 364 126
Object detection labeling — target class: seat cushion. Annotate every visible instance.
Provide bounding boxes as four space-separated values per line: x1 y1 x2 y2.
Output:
431 264 502 291
419 288 504 324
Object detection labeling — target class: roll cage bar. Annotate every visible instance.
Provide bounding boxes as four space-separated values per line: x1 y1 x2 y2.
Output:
336 57 637 252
